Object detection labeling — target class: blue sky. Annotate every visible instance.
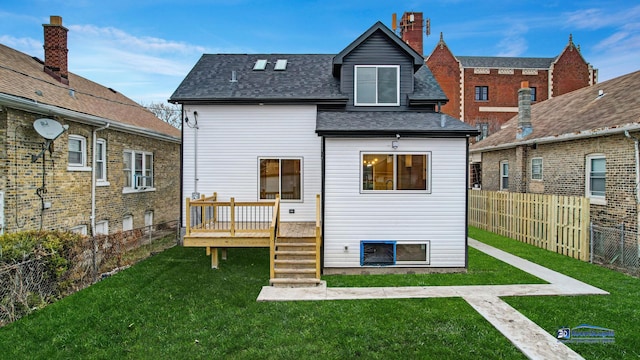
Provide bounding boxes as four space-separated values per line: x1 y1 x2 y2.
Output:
1 0 639 104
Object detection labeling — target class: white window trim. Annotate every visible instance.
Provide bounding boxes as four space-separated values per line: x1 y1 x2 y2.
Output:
122 150 155 193
500 160 509 191
68 135 91 171
586 154 606 205
360 152 432 194
257 157 304 202
354 65 400 106
69 225 88 235
122 215 133 231
95 138 110 186
95 220 109 235
531 157 543 181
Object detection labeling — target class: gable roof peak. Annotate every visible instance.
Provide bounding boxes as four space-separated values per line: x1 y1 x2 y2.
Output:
332 21 424 76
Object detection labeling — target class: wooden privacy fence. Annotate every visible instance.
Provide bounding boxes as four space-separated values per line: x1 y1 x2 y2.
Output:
468 190 590 261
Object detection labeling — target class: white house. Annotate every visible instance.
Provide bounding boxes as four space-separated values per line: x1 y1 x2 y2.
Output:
170 22 478 279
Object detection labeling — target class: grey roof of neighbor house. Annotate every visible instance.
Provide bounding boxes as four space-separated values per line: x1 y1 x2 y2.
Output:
471 70 640 152
317 111 478 136
456 56 556 69
169 54 448 103
0 43 181 141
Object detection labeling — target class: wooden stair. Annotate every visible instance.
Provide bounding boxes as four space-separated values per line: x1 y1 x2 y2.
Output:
270 236 321 287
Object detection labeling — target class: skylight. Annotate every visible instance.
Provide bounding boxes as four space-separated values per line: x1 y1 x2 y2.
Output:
253 59 268 71
274 59 288 71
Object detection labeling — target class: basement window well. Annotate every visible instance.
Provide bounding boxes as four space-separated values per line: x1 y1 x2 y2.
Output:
360 241 430 266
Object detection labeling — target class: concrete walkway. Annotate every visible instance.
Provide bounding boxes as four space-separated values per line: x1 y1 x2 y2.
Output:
257 238 609 360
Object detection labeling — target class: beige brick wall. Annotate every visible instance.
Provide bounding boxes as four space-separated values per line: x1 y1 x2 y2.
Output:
479 133 639 231
2 107 180 234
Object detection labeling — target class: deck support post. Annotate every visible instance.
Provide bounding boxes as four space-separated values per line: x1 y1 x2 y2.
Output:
221 248 227 260
211 248 219 269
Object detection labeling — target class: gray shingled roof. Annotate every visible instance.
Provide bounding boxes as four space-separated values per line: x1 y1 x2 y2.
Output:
170 54 346 103
170 54 448 104
317 111 479 136
457 56 556 69
410 65 448 102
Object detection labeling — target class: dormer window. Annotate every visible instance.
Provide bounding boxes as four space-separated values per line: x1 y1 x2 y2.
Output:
354 65 400 106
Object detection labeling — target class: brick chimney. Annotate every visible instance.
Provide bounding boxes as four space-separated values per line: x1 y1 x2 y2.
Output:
43 15 69 85
399 12 423 55
516 81 532 139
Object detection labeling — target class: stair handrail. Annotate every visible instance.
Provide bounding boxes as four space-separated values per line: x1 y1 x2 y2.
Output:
315 194 322 279
269 195 280 279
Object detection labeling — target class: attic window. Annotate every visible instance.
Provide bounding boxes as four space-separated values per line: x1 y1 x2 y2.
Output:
253 59 268 71
274 59 288 71
354 65 400 106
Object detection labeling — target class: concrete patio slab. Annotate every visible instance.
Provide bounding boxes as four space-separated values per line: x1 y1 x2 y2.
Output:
257 237 609 360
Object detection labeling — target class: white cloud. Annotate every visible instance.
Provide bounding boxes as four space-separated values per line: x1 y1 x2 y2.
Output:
0 35 42 57
495 23 529 57
564 5 640 30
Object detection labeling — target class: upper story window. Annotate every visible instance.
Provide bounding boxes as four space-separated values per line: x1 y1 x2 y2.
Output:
531 157 543 180
531 87 537 101
96 138 108 184
123 150 154 192
586 154 606 205
500 160 509 191
475 86 489 101
68 135 87 168
354 65 400 106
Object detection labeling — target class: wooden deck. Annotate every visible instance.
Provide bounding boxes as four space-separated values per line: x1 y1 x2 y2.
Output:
183 222 316 247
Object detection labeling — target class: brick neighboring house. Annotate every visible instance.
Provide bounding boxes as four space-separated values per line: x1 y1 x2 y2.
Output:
395 11 597 140
0 16 181 235
470 70 640 233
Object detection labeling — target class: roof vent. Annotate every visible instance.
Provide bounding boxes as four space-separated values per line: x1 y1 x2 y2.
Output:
253 59 268 71
274 59 288 71
596 89 605 99
230 70 238 83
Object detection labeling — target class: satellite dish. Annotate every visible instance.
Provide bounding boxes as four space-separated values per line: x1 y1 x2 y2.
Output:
33 118 68 140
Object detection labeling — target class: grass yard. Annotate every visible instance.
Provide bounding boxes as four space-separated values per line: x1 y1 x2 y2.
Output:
469 227 640 360
0 228 637 359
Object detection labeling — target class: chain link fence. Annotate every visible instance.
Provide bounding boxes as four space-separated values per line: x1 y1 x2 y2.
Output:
590 223 640 277
0 220 179 327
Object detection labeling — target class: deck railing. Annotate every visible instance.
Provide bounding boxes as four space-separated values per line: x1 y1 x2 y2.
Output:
186 193 280 237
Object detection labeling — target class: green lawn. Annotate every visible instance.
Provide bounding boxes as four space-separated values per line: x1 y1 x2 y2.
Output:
468 227 640 359
0 228 637 359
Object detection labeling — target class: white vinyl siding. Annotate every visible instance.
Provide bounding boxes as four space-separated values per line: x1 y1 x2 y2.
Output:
181 105 321 222
323 137 468 268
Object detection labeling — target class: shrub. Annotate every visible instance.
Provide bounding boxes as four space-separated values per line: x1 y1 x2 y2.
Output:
0 230 85 291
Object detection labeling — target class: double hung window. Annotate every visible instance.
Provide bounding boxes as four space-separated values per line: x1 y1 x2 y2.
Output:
586 154 606 204
123 150 153 190
475 86 489 101
500 161 509 190
68 135 87 168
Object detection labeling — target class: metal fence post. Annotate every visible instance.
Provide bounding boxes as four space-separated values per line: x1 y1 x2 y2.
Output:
620 223 625 266
589 222 594 263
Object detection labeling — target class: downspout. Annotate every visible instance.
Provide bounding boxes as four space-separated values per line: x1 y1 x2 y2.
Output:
91 123 109 236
